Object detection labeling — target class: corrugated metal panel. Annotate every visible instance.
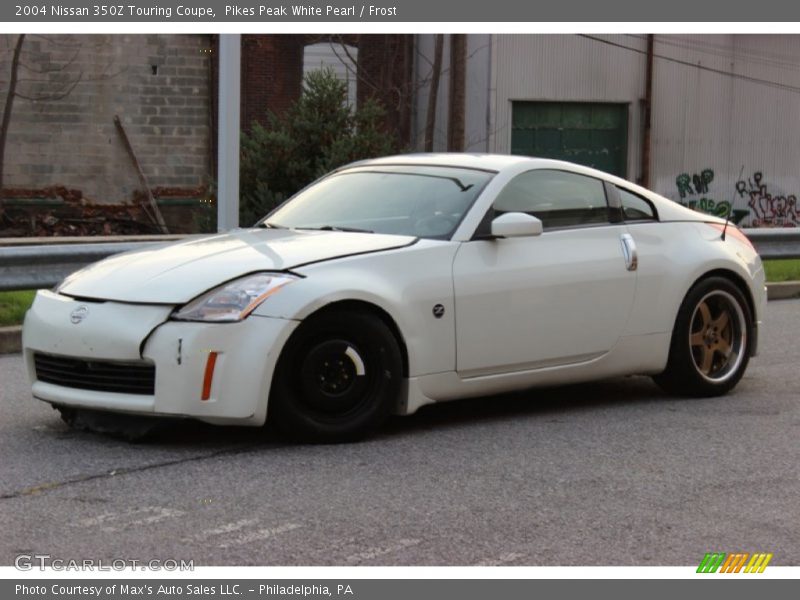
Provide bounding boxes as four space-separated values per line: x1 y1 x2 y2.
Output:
651 35 737 219
651 35 800 226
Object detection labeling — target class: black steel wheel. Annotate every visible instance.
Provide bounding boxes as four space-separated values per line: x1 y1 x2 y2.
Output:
269 309 403 442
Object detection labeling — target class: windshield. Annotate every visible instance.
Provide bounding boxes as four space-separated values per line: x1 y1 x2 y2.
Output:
263 165 495 239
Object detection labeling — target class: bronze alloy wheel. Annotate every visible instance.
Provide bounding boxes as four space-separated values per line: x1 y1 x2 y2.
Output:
688 290 747 383
653 276 753 397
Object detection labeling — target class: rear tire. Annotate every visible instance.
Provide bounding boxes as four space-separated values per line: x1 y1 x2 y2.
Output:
269 309 403 442
653 276 753 397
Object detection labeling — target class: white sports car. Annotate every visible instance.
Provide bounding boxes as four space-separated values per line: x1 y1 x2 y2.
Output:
23 154 766 441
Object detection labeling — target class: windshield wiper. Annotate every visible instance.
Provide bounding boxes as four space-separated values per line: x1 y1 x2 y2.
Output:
447 177 474 192
295 225 374 233
258 221 286 229
363 170 475 191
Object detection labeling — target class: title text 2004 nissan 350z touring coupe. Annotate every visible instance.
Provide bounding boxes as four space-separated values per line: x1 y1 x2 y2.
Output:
22 154 766 441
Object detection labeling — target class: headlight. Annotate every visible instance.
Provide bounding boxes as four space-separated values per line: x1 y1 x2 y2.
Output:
172 273 298 322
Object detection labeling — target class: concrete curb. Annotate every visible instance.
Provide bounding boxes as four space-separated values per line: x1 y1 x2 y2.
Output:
0 326 22 355
1 282 799 355
767 281 800 301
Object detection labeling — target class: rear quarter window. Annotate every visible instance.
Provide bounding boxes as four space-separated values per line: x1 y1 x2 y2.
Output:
617 186 658 221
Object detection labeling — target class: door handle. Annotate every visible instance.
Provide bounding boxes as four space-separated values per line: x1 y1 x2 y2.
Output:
620 233 638 271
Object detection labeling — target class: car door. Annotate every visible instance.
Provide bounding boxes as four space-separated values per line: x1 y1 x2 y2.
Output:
452 168 637 376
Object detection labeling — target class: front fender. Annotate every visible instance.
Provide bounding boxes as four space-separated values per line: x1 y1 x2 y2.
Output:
252 242 459 377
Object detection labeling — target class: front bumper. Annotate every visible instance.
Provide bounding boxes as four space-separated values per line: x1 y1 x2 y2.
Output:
22 290 298 426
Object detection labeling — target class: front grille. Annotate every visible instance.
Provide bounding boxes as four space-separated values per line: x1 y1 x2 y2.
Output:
34 352 156 395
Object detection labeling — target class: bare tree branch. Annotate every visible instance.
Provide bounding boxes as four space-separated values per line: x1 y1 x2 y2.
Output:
0 34 25 217
29 34 83 49
334 37 382 93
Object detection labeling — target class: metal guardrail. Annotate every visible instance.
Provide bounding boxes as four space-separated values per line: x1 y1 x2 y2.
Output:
0 238 180 292
0 229 798 293
741 228 800 260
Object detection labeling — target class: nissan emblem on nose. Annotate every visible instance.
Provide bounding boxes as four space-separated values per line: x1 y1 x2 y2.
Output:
70 305 89 325
432 304 445 318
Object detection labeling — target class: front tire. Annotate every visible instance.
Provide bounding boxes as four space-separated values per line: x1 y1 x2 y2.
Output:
269 309 403 442
653 276 753 397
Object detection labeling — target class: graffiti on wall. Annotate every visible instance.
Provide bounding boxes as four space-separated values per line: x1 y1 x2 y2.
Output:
735 171 799 228
676 169 714 197
674 169 749 224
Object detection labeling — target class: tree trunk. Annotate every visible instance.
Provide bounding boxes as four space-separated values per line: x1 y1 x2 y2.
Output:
447 34 466 152
0 34 25 220
424 34 444 152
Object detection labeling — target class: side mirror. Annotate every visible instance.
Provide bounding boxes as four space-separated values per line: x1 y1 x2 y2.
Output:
490 212 543 238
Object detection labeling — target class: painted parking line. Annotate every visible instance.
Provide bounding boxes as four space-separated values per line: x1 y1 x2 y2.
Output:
186 518 260 544
77 506 185 532
474 551 526 566
217 522 303 549
345 538 421 564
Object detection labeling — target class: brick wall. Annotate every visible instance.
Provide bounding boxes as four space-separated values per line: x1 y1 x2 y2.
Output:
241 35 303 131
0 34 212 203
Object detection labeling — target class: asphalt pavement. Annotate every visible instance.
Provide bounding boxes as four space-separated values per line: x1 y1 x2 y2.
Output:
1 300 798 566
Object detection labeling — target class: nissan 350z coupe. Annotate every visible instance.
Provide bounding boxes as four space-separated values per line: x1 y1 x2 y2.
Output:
23 154 767 441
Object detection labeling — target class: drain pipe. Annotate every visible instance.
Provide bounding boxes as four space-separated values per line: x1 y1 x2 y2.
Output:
640 34 654 189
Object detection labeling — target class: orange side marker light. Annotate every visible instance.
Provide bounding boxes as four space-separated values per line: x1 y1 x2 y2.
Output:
201 352 218 401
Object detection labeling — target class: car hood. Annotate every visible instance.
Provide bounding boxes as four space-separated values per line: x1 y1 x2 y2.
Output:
59 228 416 303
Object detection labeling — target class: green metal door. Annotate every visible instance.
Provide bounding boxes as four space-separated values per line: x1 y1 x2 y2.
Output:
511 102 629 177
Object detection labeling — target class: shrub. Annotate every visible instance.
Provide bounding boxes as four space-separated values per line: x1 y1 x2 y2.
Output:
239 69 398 226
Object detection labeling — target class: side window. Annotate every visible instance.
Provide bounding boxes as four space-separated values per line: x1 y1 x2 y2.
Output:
493 169 610 229
617 186 657 221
